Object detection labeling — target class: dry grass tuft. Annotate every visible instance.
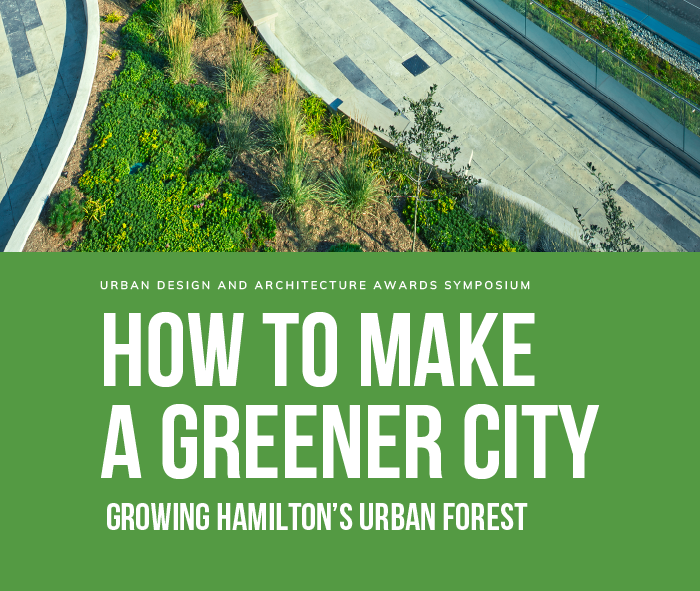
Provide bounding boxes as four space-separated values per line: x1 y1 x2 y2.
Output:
167 12 196 83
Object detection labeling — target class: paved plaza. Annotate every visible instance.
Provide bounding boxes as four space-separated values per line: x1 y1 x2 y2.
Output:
271 0 700 250
0 0 86 248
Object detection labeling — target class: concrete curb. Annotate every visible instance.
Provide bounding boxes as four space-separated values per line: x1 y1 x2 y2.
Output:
257 21 338 107
4 0 100 252
253 10 584 247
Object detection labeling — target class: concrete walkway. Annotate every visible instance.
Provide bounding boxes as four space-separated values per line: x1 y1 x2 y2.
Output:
271 0 700 251
0 0 86 248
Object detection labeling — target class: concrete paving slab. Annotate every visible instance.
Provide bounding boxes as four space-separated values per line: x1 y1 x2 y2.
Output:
448 84 492 122
467 78 502 109
302 17 346 62
493 101 534 135
557 154 599 196
37 145 52 171
545 165 599 214
513 98 555 133
17 68 40 97
23 89 47 126
0 83 31 141
0 56 18 89
316 0 362 30
0 178 14 237
463 126 508 174
492 129 543 171
8 176 36 211
442 59 475 86
269 0 700 250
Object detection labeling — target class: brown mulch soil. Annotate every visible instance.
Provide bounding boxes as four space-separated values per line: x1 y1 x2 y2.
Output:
24 1 428 252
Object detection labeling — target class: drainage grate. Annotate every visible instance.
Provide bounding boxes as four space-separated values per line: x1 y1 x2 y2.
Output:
402 55 429 76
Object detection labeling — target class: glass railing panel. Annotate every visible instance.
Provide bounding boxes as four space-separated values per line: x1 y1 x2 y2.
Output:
597 50 684 148
526 3 596 86
486 0 527 35
685 105 700 163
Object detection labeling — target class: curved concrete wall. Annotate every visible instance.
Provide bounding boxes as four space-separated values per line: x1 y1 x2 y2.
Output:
4 0 100 252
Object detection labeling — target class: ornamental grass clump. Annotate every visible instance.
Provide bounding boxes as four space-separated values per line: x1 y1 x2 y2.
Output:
324 124 382 218
263 75 305 155
198 0 227 38
218 20 267 96
48 188 83 237
461 185 584 252
152 0 177 37
273 132 321 216
222 93 257 160
166 12 196 83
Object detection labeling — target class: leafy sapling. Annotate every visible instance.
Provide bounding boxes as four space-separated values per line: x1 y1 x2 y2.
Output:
377 85 478 251
574 162 643 252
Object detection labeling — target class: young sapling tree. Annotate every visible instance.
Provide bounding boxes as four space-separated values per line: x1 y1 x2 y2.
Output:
378 85 479 251
574 162 643 252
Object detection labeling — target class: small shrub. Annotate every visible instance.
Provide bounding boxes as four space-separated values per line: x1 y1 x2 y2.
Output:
267 57 284 74
222 97 257 159
326 113 351 149
327 243 362 252
103 12 122 23
166 12 196 83
152 0 177 37
229 1 244 18
49 188 83 237
574 162 643 252
378 84 477 251
252 41 268 57
302 95 326 137
198 0 227 38
106 50 119 60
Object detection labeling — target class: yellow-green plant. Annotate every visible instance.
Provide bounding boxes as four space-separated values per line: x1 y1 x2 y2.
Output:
302 95 326 137
103 11 122 23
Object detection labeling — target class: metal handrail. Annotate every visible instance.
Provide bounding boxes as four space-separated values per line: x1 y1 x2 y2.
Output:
526 0 699 114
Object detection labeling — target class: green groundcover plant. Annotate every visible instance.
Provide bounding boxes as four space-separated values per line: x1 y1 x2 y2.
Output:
404 193 527 252
327 243 363 252
77 1 275 251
